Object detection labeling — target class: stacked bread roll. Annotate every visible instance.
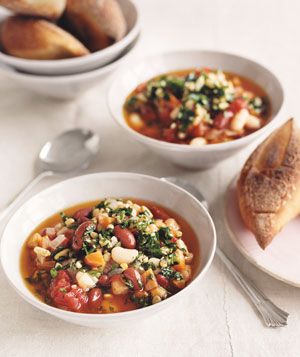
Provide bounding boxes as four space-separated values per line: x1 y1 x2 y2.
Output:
0 0 127 60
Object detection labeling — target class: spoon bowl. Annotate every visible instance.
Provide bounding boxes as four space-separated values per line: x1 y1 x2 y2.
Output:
0 128 100 222
39 128 100 173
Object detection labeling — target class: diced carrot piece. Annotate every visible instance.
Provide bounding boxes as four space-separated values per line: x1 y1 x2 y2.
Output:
181 265 192 282
134 290 149 299
84 250 106 268
98 215 115 229
142 269 158 291
173 249 186 271
172 279 186 289
172 265 192 289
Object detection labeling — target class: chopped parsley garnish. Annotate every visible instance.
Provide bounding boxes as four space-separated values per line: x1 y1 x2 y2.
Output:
158 227 176 249
136 231 162 258
160 267 183 281
60 212 71 223
124 278 134 290
50 268 58 278
131 294 151 308
176 107 195 131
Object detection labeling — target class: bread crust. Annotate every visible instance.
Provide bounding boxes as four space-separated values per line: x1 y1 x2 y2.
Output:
237 119 300 249
0 16 89 60
0 0 67 20
65 0 127 52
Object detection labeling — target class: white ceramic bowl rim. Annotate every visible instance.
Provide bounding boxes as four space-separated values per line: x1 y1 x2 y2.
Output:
0 172 216 321
0 0 141 69
108 49 285 152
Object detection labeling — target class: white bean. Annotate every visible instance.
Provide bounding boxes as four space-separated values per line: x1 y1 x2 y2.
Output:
190 137 207 146
230 109 249 131
245 115 261 130
129 113 144 130
148 257 160 268
111 246 138 264
176 239 188 252
76 272 96 291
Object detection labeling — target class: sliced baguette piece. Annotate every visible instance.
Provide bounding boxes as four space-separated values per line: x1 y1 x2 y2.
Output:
237 119 300 249
0 0 67 20
0 16 90 60
65 0 127 52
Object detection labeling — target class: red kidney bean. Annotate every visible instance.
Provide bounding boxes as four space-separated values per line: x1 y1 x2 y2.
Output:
113 225 136 249
72 220 95 251
156 274 170 289
88 288 103 309
98 274 110 287
73 207 92 223
150 206 170 220
123 268 143 291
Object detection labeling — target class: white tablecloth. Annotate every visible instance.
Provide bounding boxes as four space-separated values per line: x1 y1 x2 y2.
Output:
1 1 300 356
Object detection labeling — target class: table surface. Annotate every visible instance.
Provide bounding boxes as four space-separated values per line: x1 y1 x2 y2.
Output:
1 1 300 356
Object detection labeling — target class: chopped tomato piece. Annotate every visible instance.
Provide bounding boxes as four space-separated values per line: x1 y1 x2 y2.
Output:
188 123 207 137
213 113 232 129
140 105 157 122
156 95 180 126
163 128 177 143
49 271 88 312
228 98 247 113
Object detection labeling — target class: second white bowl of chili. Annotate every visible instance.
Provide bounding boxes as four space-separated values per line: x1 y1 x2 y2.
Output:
108 50 285 169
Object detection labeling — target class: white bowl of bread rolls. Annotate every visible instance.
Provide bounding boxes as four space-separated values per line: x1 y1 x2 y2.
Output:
0 35 139 99
0 0 140 75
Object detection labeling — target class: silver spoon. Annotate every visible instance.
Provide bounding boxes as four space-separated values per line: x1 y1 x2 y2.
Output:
162 177 289 328
0 128 100 221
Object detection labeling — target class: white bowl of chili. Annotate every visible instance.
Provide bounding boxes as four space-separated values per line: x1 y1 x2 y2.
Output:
0 172 216 328
108 50 285 169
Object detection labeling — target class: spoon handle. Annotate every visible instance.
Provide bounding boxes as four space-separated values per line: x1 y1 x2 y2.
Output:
0 171 53 223
216 247 288 327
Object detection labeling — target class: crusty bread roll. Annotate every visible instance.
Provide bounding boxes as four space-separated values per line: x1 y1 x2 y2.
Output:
0 16 90 60
65 0 127 52
0 0 67 20
237 119 300 249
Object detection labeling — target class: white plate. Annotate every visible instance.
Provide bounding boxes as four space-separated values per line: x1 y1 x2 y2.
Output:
225 179 300 287
0 0 140 75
